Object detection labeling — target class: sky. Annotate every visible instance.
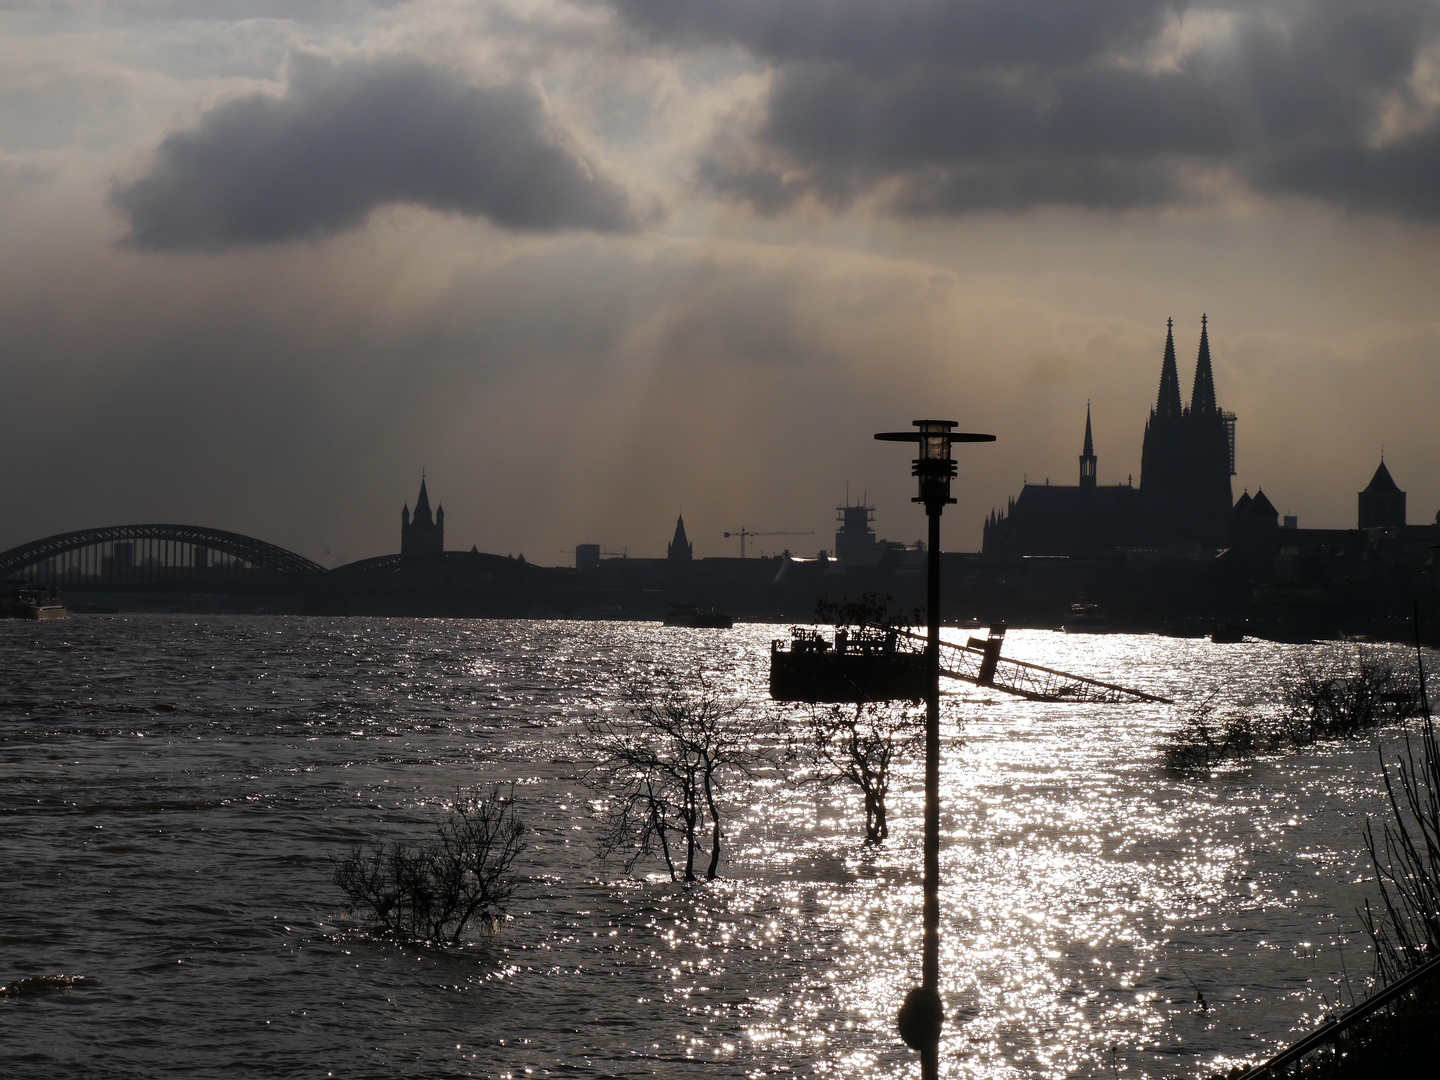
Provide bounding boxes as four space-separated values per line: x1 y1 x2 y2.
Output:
3 0 1440 566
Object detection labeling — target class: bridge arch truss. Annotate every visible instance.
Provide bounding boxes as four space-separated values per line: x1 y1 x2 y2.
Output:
0 524 324 588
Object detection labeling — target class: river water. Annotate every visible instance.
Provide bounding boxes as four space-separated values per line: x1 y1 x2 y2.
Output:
0 615 1427 1078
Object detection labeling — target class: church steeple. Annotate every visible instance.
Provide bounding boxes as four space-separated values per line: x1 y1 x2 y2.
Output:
1155 317 1182 421
401 474 444 556
668 514 693 561
1079 402 1097 490
413 475 433 525
1190 313 1217 415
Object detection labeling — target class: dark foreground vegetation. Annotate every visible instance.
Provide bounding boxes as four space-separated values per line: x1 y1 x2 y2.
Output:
335 787 525 944
1213 632 1440 1078
1165 647 1425 768
1215 972 1440 1079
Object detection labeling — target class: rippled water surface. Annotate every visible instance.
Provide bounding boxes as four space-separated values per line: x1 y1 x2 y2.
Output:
0 616 1428 1078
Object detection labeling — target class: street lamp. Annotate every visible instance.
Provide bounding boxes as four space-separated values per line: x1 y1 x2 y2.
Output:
875 419 995 1079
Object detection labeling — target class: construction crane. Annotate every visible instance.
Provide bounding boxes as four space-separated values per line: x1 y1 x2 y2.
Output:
723 528 814 558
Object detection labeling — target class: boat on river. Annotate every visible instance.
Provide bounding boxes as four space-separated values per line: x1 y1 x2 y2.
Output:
1 586 65 620
662 604 734 629
1061 602 1107 633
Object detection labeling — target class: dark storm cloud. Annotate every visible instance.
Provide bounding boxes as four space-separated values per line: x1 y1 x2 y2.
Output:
112 55 647 248
609 0 1440 217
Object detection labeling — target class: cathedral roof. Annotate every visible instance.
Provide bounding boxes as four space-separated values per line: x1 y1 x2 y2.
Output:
1155 318 1183 420
1362 460 1402 494
1190 314 1217 415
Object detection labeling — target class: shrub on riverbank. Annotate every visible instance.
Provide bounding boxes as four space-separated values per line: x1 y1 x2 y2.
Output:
334 787 525 944
1208 636 1439 1079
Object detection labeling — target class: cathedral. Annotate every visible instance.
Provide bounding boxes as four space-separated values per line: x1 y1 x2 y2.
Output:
1139 316 1236 546
400 476 444 556
983 318 1236 556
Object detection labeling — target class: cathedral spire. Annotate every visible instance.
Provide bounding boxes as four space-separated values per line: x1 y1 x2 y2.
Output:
1190 313 1217 415
413 476 433 524
1079 401 1097 489
1155 317 1182 420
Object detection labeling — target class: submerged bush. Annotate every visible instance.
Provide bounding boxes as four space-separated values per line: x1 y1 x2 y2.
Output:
334 787 525 945
1283 650 1423 740
1165 648 1425 769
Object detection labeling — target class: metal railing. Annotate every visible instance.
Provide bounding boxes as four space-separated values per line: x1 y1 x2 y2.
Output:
881 626 1173 704
1244 951 1440 1077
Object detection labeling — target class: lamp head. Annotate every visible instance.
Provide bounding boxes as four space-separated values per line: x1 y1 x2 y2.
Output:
874 420 995 510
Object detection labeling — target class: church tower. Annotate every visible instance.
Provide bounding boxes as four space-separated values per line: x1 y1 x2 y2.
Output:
1359 460 1406 528
1140 317 1235 546
401 475 444 556
1078 403 1097 491
1140 318 1187 539
1183 315 1235 546
667 514 693 561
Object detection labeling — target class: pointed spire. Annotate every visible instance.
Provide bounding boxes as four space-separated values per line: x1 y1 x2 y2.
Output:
413 476 432 523
1079 401 1097 489
1155 317 1182 420
1190 313 1217 414
668 514 692 561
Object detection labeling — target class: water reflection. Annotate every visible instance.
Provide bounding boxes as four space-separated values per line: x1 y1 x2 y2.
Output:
0 617 1422 1078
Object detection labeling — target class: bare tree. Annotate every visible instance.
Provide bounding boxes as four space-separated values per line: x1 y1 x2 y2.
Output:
583 676 756 882
792 701 924 845
334 786 525 945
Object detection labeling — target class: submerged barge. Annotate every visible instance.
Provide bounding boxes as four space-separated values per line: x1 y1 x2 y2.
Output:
769 625 927 702
770 623 1170 705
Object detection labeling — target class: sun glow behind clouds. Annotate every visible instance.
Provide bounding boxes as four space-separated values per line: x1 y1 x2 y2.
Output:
2 1 1440 559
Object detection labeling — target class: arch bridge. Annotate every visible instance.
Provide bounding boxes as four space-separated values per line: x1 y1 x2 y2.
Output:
0 524 324 590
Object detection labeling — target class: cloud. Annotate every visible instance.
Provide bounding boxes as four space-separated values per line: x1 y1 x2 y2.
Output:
111 53 651 248
607 0 1440 218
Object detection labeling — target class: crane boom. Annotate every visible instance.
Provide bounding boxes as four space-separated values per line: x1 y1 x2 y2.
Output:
723 527 815 558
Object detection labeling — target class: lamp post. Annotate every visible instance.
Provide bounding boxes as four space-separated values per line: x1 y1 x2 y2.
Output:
875 419 995 1079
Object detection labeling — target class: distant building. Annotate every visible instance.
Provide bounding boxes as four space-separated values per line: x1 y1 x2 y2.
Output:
667 515 693 561
1358 460 1406 528
575 543 601 571
1230 487 1279 568
401 476 444 556
984 318 1237 556
835 500 881 565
